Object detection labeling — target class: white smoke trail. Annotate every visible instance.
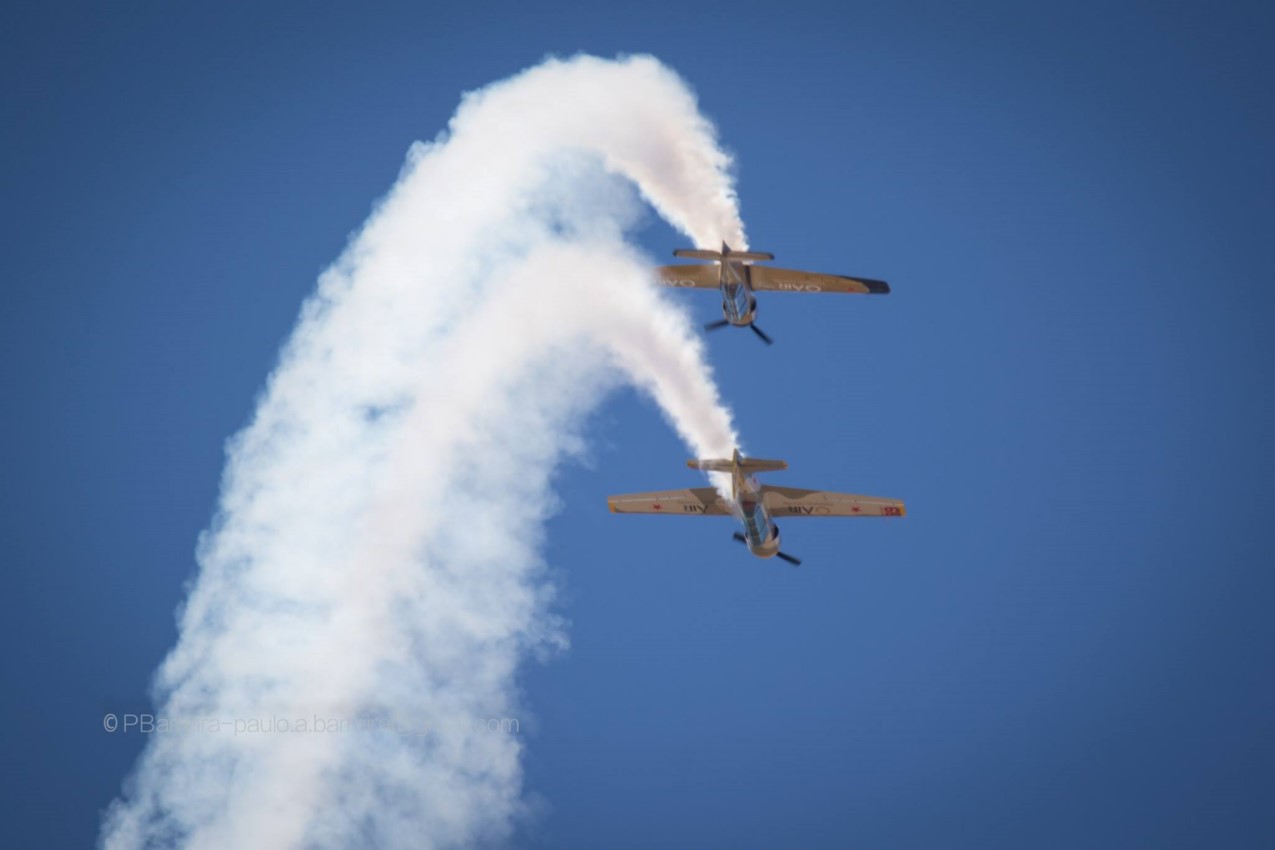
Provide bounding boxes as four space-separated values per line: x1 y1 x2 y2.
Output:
101 55 745 849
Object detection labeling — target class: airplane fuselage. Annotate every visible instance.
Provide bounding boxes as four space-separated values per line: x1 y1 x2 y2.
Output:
718 259 758 327
728 461 782 559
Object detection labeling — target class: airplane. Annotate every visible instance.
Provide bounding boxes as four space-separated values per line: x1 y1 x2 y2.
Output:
607 449 905 566
655 242 890 344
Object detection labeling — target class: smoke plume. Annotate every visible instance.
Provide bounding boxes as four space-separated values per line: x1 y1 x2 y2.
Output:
101 54 742 849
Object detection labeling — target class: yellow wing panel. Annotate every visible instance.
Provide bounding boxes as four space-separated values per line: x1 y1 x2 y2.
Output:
655 264 721 289
607 487 732 516
763 486 905 517
748 266 890 295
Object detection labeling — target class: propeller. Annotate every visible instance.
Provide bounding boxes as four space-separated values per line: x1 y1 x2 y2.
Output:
748 323 774 345
703 318 773 344
733 532 801 566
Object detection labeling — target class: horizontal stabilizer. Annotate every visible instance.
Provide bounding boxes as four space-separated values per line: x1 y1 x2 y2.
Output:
673 247 776 263
688 457 788 474
728 250 777 262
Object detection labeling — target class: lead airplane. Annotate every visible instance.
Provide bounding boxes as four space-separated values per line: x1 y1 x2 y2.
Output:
607 449 905 565
656 243 890 344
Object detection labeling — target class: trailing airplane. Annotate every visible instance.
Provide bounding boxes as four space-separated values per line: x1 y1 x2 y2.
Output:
607 449 905 566
656 243 890 344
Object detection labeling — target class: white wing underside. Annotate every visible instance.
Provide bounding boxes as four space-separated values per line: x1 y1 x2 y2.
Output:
762 486 905 517
607 488 733 516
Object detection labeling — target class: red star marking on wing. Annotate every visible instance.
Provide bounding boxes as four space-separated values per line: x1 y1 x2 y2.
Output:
652 503 663 511
851 505 861 513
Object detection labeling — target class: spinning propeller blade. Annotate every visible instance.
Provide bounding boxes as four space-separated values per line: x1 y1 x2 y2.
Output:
749 323 774 345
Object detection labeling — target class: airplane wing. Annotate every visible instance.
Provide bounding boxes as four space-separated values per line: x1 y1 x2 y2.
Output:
749 265 890 295
607 487 732 516
655 264 720 289
762 486 905 517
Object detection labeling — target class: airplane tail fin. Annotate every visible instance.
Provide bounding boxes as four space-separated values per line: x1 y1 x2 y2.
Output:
673 242 775 263
688 454 787 474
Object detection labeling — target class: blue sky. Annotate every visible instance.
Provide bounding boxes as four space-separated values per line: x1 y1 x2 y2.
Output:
2 1 1272 847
